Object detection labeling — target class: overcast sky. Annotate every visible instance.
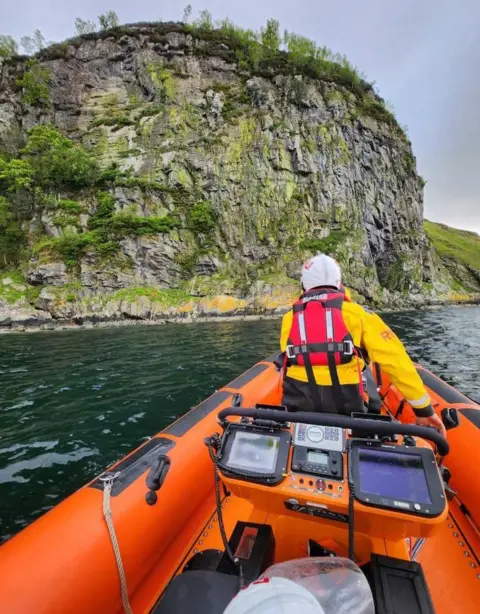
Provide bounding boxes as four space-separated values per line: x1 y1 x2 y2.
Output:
1 0 479 232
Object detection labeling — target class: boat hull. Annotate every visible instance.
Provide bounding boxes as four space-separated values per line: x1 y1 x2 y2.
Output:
0 355 479 613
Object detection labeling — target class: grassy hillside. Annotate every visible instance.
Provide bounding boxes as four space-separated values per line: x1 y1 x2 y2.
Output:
424 220 480 270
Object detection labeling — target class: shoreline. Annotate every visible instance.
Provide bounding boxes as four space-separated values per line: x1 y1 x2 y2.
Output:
0 298 478 335
0 312 285 334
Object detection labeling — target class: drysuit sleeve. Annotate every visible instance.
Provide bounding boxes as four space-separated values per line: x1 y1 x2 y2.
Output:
280 310 293 351
361 311 433 417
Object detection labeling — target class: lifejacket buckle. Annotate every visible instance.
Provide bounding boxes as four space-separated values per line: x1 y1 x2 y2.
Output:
286 345 296 360
344 341 354 356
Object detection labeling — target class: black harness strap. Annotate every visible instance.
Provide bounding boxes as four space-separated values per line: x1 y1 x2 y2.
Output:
327 349 344 412
394 398 406 419
355 346 369 364
302 349 323 411
287 342 353 357
292 294 344 313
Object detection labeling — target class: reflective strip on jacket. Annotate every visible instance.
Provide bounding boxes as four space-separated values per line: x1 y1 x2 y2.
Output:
280 299 431 411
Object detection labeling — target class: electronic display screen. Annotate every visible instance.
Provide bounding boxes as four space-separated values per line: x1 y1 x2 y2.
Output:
227 431 279 473
307 451 329 466
358 448 432 505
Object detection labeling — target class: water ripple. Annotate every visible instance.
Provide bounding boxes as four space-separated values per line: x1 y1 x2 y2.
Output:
0 448 99 485
3 400 34 411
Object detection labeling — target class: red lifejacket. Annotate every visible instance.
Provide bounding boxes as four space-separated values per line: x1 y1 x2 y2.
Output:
286 288 355 368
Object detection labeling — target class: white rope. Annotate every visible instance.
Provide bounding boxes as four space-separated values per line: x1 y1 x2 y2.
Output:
102 473 134 614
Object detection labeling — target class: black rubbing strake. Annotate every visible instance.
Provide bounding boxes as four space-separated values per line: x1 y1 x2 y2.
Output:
459 409 480 429
416 368 473 405
264 351 284 364
162 391 232 437
225 364 269 390
90 437 176 496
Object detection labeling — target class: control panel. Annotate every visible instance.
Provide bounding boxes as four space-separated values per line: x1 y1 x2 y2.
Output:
291 447 343 479
291 423 345 479
215 415 448 541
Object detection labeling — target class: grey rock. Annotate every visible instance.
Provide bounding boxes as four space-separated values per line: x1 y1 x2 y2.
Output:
261 114 274 131
36 288 56 311
28 263 68 286
165 32 190 50
0 303 53 326
205 89 224 128
195 255 220 276
0 314 12 326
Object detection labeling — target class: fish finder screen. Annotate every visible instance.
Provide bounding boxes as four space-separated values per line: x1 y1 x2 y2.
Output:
227 431 279 473
358 449 432 505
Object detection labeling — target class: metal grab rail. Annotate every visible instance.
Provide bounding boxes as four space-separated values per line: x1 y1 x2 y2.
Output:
217 407 450 457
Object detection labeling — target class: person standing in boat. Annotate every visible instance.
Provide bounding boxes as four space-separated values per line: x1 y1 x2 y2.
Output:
280 254 447 438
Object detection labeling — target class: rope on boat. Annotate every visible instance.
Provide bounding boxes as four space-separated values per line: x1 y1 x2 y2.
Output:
102 472 134 614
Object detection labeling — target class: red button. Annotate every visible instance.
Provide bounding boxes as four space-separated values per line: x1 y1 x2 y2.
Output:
316 479 326 491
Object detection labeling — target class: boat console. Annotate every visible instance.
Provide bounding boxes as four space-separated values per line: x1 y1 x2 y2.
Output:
215 408 449 540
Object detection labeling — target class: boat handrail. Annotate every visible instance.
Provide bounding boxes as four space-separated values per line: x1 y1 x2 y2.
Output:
217 407 450 457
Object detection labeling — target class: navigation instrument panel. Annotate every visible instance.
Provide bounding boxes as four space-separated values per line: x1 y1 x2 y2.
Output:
228 431 279 474
291 423 345 479
349 440 445 517
217 423 291 485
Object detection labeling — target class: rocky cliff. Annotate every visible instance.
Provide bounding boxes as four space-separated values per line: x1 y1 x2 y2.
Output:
0 22 476 330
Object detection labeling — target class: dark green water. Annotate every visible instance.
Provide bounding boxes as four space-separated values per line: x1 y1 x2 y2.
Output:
1 306 479 542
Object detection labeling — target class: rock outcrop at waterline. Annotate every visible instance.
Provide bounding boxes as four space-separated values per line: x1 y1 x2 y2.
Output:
0 22 477 329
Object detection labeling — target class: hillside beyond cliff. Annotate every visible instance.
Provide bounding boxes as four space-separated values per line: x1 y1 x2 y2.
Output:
0 21 478 330
424 221 480 293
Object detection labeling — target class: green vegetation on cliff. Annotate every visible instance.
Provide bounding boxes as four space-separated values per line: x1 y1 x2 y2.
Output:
0 125 99 265
0 271 40 304
299 231 348 254
183 15 400 137
17 59 52 106
425 220 480 271
2 10 401 139
0 125 184 268
113 287 193 307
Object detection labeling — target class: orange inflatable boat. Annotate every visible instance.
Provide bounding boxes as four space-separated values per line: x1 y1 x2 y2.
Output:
0 353 478 614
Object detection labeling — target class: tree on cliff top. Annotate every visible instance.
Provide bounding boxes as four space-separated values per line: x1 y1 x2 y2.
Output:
20 29 47 55
75 18 97 36
182 5 192 24
0 35 17 61
260 19 281 55
98 10 119 30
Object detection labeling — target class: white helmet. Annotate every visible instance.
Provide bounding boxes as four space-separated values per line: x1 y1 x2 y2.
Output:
301 254 342 291
223 577 325 614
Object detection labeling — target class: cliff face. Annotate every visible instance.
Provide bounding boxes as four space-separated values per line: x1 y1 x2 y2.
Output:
0 23 473 329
